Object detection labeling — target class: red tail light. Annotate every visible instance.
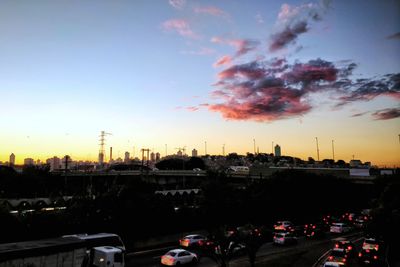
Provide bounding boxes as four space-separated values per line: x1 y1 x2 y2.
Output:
373 255 378 260
359 252 362 257
366 249 370 253
335 244 339 248
348 246 352 250
343 258 346 262
313 225 316 229
198 240 204 246
328 256 333 260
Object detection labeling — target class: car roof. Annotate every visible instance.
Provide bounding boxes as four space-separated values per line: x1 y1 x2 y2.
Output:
184 234 203 238
168 249 189 253
324 262 341 267
332 248 345 252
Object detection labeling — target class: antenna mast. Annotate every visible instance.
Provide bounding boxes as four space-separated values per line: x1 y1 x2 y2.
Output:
315 137 320 161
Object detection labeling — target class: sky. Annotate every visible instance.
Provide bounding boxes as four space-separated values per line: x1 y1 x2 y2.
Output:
0 0 399 167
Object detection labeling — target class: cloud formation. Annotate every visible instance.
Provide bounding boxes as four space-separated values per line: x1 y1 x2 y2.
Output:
213 55 232 67
372 108 400 120
202 57 400 122
169 0 186 10
194 6 229 19
269 2 329 52
181 47 215 55
211 37 260 58
162 19 199 39
386 32 400 40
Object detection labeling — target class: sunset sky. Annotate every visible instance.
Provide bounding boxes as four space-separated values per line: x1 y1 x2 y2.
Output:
0 0 399 166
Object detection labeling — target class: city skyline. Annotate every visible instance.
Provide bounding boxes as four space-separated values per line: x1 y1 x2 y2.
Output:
0 0 399 167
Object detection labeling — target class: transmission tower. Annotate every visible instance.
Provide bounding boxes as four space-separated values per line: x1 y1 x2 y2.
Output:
99 131 112 165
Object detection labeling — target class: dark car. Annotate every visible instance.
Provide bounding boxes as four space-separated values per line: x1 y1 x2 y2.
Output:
304 223 325 238
334 239 355 256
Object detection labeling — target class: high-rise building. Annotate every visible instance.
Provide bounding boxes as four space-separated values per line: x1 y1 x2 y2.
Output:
150 152 155 162
192 149 198 157
155 152 161 161
24 158 35 166
124 152 130 163
274 144 281 157
177 150 183 157
48 156 61 171
9 153 15 166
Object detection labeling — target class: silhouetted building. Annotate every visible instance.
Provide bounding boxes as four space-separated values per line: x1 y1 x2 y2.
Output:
192 149 198 157
177 150 183 157
150 152 155 162
9 153 15 166
350 159 362 167
124 152 130 163
156 152 161 161
274 144 281 157
24 158 35 166
48 156 61 171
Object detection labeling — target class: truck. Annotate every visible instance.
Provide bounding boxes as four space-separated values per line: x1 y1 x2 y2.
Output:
0 234 125 267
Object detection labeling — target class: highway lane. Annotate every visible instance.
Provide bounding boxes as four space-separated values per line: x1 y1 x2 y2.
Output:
126 232 364 267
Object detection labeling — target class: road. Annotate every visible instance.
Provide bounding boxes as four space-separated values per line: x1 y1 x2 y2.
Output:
126 231 370 267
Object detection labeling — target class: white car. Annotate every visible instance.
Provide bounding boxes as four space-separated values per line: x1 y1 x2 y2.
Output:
273 232 297 245
330 223 352 234
161 249 198 266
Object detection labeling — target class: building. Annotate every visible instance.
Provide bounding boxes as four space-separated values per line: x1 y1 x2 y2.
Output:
124 152 130 163
192 149 198 157
177 150 183 157
9 153 15 166
150 152 155 162
274 144 281 157
350 159 362 167
24 158 35 166
155 152 161 162
48 156 61 171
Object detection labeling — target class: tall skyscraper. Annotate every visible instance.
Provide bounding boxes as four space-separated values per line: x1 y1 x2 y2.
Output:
192 149 198 157
48 156 61 172
150 152 155 162
9 153 15 166
155 152 161 161
274 144 281 157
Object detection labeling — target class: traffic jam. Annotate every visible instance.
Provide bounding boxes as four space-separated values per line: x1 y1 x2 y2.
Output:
156 210 386 266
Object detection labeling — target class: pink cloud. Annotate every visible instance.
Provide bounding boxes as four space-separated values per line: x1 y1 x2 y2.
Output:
162 19 199 39
211 37 260 57
213 55 232 67
194 6 229 19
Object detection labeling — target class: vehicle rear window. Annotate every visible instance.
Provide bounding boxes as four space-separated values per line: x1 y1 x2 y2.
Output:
166 252 177 257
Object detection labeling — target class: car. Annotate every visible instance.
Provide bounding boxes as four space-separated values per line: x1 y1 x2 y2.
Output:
273 232 297 245
330 223 352 234
326 248 348 265
161 249 198 266
192 168 202 172
358 248 382 265
334 238 355 256
179 234 207 247
274 221 294 232
304 223 325 238
362 238 380 251
323 262 342 267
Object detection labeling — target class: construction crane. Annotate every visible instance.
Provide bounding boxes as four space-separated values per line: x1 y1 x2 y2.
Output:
99 131 112 165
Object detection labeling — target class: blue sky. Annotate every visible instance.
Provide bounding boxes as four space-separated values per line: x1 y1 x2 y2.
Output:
0 0 399 166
